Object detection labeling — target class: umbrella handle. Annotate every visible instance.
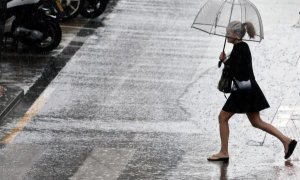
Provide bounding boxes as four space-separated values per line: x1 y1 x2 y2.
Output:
222 38 227 52
218 38 227 68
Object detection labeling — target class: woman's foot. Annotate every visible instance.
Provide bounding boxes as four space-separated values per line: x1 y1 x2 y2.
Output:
207 152 229 162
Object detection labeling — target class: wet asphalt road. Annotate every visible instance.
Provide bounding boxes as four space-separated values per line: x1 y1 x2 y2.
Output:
0 0 300 179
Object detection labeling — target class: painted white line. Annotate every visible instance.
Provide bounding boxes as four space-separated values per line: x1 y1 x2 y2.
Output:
276 113 292 119
0 144 45 179
70 148 135 180
59 73 191 85
278 106 294 111
28 120 201 135
273 118 290 127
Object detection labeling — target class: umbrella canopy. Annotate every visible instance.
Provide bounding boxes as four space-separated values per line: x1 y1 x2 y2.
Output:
192 0 264 42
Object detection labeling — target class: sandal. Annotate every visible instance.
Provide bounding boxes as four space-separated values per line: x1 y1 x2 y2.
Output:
207 155 229 162
285 139 297 159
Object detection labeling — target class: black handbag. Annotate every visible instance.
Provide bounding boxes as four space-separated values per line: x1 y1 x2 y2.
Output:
218 64 232 93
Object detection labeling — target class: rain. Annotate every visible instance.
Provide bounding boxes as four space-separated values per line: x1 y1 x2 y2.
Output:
0 0 300 179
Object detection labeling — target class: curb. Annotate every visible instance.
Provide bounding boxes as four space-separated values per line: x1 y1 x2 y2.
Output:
0 85 24 120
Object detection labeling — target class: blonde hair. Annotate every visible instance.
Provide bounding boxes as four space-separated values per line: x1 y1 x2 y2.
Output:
242 22 256 38
227 21 256 39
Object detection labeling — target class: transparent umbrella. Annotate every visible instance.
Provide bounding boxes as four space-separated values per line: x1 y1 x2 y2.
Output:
192 0 264 51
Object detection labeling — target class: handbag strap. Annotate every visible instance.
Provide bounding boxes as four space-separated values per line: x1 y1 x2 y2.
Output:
232 78 239 89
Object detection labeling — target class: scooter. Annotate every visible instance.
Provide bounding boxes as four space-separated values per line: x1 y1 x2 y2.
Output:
60 0 108 20
4 0 63 52
80 0 109 18
60 0 84 20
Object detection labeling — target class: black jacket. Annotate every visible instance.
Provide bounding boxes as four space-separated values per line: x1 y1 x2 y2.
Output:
225 41 256 81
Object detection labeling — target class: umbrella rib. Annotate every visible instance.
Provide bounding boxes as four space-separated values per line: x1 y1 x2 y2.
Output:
244 1 247 22
192 26 261 42
209 0 228 34
191 0 211 28
228 0 236 24
244 0 264 39
239 0 243 22
192 22 227 28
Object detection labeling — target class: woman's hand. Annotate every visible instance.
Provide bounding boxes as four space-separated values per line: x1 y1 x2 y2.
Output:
219 52 226 61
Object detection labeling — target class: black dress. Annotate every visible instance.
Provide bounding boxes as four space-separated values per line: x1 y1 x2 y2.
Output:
222 41 270 113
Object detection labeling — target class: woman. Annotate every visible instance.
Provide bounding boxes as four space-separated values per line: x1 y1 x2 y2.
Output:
207 21 297 162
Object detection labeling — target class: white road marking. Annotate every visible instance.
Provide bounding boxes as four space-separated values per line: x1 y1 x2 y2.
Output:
0 144 45 180
70 148 135 180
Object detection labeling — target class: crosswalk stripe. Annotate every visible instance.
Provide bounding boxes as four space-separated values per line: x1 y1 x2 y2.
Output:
0 144 45 180
70 148 135 180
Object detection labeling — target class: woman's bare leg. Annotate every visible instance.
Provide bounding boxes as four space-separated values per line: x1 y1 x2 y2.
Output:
209 110 234 158
246 112 292 153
